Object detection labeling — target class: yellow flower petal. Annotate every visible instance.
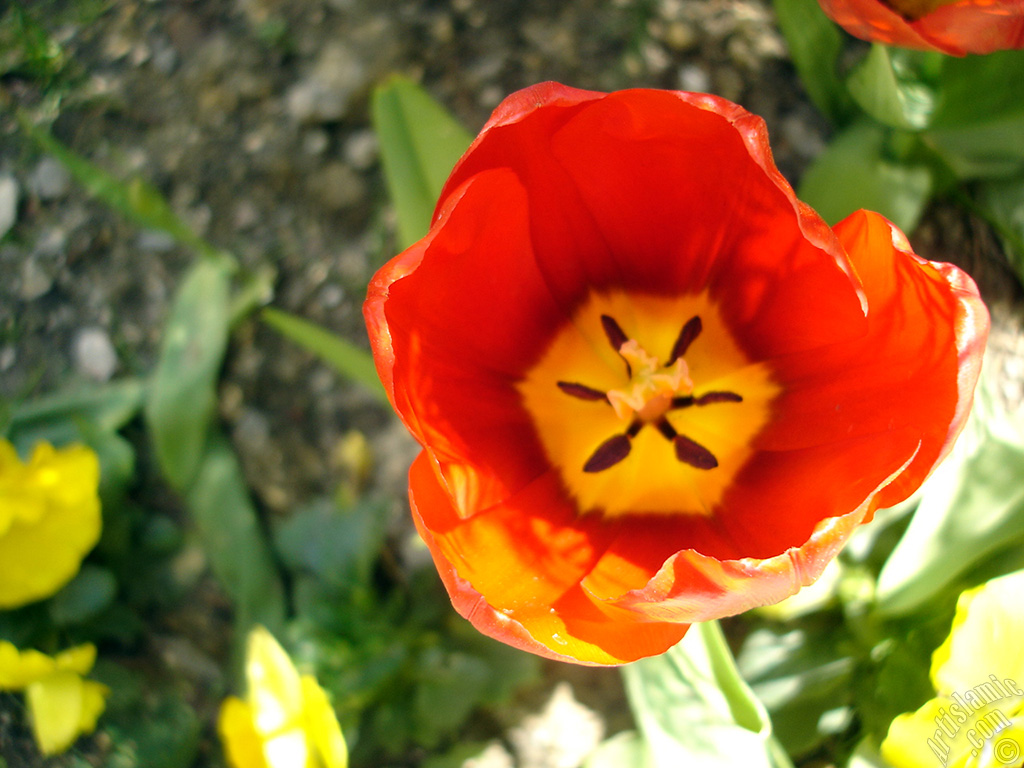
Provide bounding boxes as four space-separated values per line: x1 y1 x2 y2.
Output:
78 679 109 735
54 643 98 677
25 669 107 756
0 641 57 690
246 626 305 737
219 627 349 768
932 571 1024 696
302 675 348 768
219 696 270 768
0 441 102 609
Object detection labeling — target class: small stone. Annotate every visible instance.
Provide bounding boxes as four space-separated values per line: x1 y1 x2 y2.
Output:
510 682 605 768
677 63 710 93
19 258 54 300
303 129 330 156
33 227 68 258
232 200 260 231
0 174 19 239
663 20 696 51
0 346 15 372
319 283 344 308
306 162 365 211
781 113 826 159
463 742 515 768
27 157 71 201
343 130 378 170
285 42 367 124
73 327 119 382
137 229 178 253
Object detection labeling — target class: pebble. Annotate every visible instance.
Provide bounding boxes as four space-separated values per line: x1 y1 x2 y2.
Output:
677 63 711 93
285 42 367 124
305 162 366 211
19 258 54 300
73 327 119 382
343 130 378 171
0 174 18 239
510 682 605 768
27 157 71 201
463 742 515 768
137 228 178 253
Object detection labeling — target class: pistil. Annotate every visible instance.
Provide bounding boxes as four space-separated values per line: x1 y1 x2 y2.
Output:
557 313 742 473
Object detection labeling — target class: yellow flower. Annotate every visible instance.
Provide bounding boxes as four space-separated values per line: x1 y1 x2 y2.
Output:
218 626 348 768
882 570 1024 768
0 640 109 756
0 439 102 608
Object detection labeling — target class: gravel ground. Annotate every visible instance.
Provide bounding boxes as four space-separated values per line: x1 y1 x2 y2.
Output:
1 0 1020 766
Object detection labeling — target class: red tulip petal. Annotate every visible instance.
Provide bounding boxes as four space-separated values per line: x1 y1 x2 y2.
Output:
817 0 953 51
367 168 567 514
916 1 1024 54
409 451 686 665
408 450 612 612
816 0 1024 54
541 90 870 358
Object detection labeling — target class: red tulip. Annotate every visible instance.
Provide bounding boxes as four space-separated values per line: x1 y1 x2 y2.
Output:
816 0 1024 55
364 83 989 665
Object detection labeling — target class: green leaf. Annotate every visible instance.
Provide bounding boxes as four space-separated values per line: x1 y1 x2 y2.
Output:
274 497 390 588
412 648 491 748
372 75 473 248
931 50 1024 128
18 116 226 260
185 431 286 641
100 679 203 768
772 0 855 125
261 307 387 403
619 621 794 768
799 121 933 233
738 623 856 758
144 258 232 491
876 369 1024 616
846 45 938 131
48 565 117 625
977 176 1024 279
8 379 144 436
925 51 1024 179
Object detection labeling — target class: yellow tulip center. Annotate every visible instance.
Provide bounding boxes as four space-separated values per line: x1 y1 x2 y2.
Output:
518 291 780 518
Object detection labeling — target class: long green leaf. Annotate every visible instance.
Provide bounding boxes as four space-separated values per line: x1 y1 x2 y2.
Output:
799 121 932 233
372 75 473 248
18 115 227 260
145 258 232 491
261 307 386 403
8 378 144 435
186 431 286 640
610 621 794 768
846 45 937 131
924 50 1024 179
738 623 856 758
772 0 855 125
977 176 1024 280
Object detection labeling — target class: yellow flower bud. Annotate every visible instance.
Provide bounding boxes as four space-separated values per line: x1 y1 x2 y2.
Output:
218 626 348 768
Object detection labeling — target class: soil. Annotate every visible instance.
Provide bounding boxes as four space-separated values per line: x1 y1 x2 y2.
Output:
0 0 1020 766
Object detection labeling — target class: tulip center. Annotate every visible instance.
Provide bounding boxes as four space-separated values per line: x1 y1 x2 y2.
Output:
518 291 779 518
882 0 959 19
